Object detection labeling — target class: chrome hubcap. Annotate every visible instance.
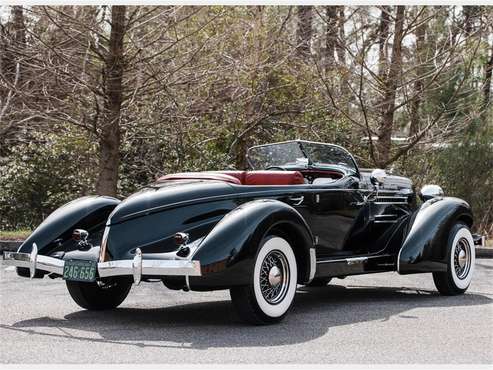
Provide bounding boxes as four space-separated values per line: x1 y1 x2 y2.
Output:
259 250 290 304
268 266 282 286
454 238 471 280
458 250 467 269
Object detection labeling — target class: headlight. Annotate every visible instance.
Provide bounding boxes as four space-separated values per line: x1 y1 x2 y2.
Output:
419 184 444 202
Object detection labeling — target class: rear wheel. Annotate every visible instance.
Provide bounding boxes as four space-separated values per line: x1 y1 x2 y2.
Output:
230 235 297 325
433 222 475 296
66 277 132 310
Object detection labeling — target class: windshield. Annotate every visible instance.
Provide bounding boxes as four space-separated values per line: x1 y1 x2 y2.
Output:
247 141 358 174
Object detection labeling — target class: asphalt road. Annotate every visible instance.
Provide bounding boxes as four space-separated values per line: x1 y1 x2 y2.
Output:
1 259 492 364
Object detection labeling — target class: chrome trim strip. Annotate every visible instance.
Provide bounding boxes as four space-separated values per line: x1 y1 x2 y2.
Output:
396 246 403 274
3 250 64 275
97 259 201 278
3 251 202 279
99 225 110 262
132 248 143 285
316 257 349 264
30 243 38 279
374 214 398 223
317 254 390 265
185 275 191 290
308 248 316 282
346 256 368 265
374 201 408 205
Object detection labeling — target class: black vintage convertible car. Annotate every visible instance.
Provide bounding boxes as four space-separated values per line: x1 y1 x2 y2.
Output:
4 140 478 324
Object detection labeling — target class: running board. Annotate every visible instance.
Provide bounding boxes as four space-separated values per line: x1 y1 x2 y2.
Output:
317 256 369 265
315 254 395 278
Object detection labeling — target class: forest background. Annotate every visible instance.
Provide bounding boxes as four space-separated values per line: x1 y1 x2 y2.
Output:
0 5 492 237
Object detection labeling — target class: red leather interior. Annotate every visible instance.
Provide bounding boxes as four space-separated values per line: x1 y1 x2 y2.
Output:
243 171 304 185
158 170 305 186
212 171 246 184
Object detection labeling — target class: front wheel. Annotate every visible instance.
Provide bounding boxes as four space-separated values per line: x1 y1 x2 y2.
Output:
230 235 297 325
66 277 132 310
433 222 475 296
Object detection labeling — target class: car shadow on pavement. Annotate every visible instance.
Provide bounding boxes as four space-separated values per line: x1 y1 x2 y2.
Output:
4 283 492 350
1 284 492 349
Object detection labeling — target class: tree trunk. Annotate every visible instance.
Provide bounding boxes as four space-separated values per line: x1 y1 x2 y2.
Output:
482 39 493 112
335 7 348 106
462 6 479 36
231 6 263 170
4 6 26 82
335 7 346 66
325 6 337 72
12 6 26 45
296 6 313 58
233 137 248 170
378 6 391 81
96 5 126 196
376 6 405 167
409 7 427 137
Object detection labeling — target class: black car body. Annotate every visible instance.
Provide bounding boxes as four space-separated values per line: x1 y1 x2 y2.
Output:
3 140 478 324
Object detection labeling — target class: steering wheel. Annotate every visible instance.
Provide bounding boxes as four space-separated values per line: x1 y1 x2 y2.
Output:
265 166 287 171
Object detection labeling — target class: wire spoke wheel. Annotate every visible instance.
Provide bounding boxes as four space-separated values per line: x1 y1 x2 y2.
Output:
453 237 471 280
433 223 475 296
230 235 297 324
259 250 290 305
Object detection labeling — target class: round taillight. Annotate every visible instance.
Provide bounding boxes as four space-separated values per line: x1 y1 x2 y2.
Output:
174 232 189 246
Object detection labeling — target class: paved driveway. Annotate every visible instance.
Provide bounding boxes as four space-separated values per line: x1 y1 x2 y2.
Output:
1 259 492 364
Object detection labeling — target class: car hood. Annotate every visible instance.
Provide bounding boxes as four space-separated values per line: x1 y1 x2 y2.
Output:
108 180 236 225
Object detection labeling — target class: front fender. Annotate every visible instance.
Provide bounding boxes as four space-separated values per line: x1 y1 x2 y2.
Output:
189 199 314 289
398 197 473 274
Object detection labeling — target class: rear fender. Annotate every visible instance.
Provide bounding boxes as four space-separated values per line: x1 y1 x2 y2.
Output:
397 197 473 274
190 199 314 289
16 196 120 277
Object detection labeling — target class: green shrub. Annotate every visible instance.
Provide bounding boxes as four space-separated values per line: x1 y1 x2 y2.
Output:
435 135 493 236
0 132 97 229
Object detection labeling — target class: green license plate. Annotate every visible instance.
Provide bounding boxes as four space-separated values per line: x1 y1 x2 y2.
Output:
63 260 97 282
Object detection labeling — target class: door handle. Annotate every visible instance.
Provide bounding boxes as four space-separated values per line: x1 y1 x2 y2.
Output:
350 192 376 207
288 195 304 206
350 201 366 206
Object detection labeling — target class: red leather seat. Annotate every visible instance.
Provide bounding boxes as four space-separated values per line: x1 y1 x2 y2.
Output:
211 171 246 184
243 171 305 185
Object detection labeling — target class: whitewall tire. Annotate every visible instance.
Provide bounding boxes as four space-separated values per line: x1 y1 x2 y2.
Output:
433 222 475 295
230 235 297 324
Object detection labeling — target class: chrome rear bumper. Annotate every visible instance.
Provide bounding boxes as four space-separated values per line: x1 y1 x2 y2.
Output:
3 244 201 285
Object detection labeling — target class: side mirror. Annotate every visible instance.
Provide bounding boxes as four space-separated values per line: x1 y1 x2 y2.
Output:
419 184 444 202
370 169 387 187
